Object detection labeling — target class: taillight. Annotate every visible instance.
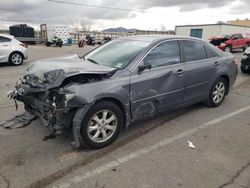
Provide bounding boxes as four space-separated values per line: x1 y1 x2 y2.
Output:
19 43 28 48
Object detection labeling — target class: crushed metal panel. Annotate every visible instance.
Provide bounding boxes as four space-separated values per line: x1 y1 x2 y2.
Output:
0 112 37 129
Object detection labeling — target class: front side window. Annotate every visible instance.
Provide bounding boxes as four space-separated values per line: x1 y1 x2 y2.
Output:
143 41 181 68
182 40 207 62
0 36 11 43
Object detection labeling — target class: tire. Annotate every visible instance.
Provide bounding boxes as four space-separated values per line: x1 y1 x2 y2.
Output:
206 77 227 107
80 101 123 149
224 46 232 53
9 52 23 66
45 42 51 47
58 41 63 48
241 67 248 73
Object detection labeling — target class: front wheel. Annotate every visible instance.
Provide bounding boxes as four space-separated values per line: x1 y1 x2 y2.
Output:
224 46 232 53
9 52 23 66
80 101 123 149
206 77 227 107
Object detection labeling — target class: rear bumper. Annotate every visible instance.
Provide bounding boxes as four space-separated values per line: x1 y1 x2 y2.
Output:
22 49 28 59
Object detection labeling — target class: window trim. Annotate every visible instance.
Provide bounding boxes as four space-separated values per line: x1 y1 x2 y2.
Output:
132 39 183 72
205 45 218 59
0 36 11 43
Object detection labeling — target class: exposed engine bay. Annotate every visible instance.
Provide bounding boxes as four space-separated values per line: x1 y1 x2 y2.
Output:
10 72 111 126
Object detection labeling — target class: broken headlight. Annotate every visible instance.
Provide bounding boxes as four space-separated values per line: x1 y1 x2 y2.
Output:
43 70 65 84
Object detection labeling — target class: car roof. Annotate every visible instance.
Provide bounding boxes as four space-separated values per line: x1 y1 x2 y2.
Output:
0 34 14 39
117 35 203 43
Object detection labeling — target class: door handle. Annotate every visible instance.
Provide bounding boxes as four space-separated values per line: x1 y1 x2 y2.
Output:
214 62 219 66
3 45 8 47
176 69 184 74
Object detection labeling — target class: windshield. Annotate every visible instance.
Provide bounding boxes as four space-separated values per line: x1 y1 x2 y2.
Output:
84 39 151 69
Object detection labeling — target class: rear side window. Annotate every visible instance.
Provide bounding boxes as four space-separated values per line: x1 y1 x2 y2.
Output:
182 40 207 62
205 46 217 58
0 36 11 43
143 41 181 68
233 34 243 39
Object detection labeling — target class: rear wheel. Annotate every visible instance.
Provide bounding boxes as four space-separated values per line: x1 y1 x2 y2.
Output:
9 52 23 66
80 101 123 149
58 41 63 47
45 41 51 47
206 77 227 107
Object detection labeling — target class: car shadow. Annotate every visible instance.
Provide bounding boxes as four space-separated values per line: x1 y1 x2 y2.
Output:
0 61 28 67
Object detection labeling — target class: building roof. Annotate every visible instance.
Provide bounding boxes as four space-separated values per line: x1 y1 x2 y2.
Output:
175 23 250 28
116 35 203 43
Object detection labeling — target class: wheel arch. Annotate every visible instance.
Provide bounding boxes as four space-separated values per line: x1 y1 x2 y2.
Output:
220 74 230 94
95 97 127 129
8 51 24 62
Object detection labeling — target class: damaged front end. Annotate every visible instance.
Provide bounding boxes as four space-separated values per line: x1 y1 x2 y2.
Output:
8 65 116 148
10 69 76 132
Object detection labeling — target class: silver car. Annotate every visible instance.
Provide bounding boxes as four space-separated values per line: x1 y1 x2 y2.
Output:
10 35 238 149
0 34 28 65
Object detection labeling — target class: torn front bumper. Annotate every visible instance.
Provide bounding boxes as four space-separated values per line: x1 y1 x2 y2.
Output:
9 83 77 133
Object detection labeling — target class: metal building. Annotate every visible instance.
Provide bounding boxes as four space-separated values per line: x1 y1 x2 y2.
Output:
175 23 250 41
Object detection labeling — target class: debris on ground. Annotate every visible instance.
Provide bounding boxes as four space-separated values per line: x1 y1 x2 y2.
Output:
187 141 196 149
0 112 37 129
58 151 80 162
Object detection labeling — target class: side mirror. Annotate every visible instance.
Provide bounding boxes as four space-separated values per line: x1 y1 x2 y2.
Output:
138 64 152 73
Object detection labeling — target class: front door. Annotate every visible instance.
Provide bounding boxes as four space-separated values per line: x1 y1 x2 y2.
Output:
130 40 186 119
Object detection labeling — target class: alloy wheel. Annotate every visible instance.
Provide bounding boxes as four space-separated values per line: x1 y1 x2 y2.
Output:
212 82 225 104
11 53 22 65
224 46 231 53
87 109 118 143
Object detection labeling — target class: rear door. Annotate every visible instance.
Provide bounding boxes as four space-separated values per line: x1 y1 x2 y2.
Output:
130 40 186 119
181 40 218 102
0 36 11 62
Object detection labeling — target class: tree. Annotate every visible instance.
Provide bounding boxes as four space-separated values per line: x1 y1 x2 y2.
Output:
80 16 93 32
159 24 166 31
70 19 80 33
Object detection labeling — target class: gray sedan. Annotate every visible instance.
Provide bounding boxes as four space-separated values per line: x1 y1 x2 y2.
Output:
11 35 238 149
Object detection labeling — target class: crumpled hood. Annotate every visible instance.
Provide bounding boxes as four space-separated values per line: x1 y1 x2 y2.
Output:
25 54 115 75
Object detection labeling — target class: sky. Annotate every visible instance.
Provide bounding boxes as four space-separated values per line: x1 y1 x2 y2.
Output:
1 0 250 31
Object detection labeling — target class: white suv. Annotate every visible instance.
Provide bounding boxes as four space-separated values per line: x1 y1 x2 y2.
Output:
0 34 28 65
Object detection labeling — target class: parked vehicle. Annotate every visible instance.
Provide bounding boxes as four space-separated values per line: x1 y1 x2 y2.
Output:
241 47 250 73
0 34 28 65
103 36 112 44
78 37 85 48
10 36 238 149
45 36 63 47
210 33 250 52
86 34 95 45
97 36 112 45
